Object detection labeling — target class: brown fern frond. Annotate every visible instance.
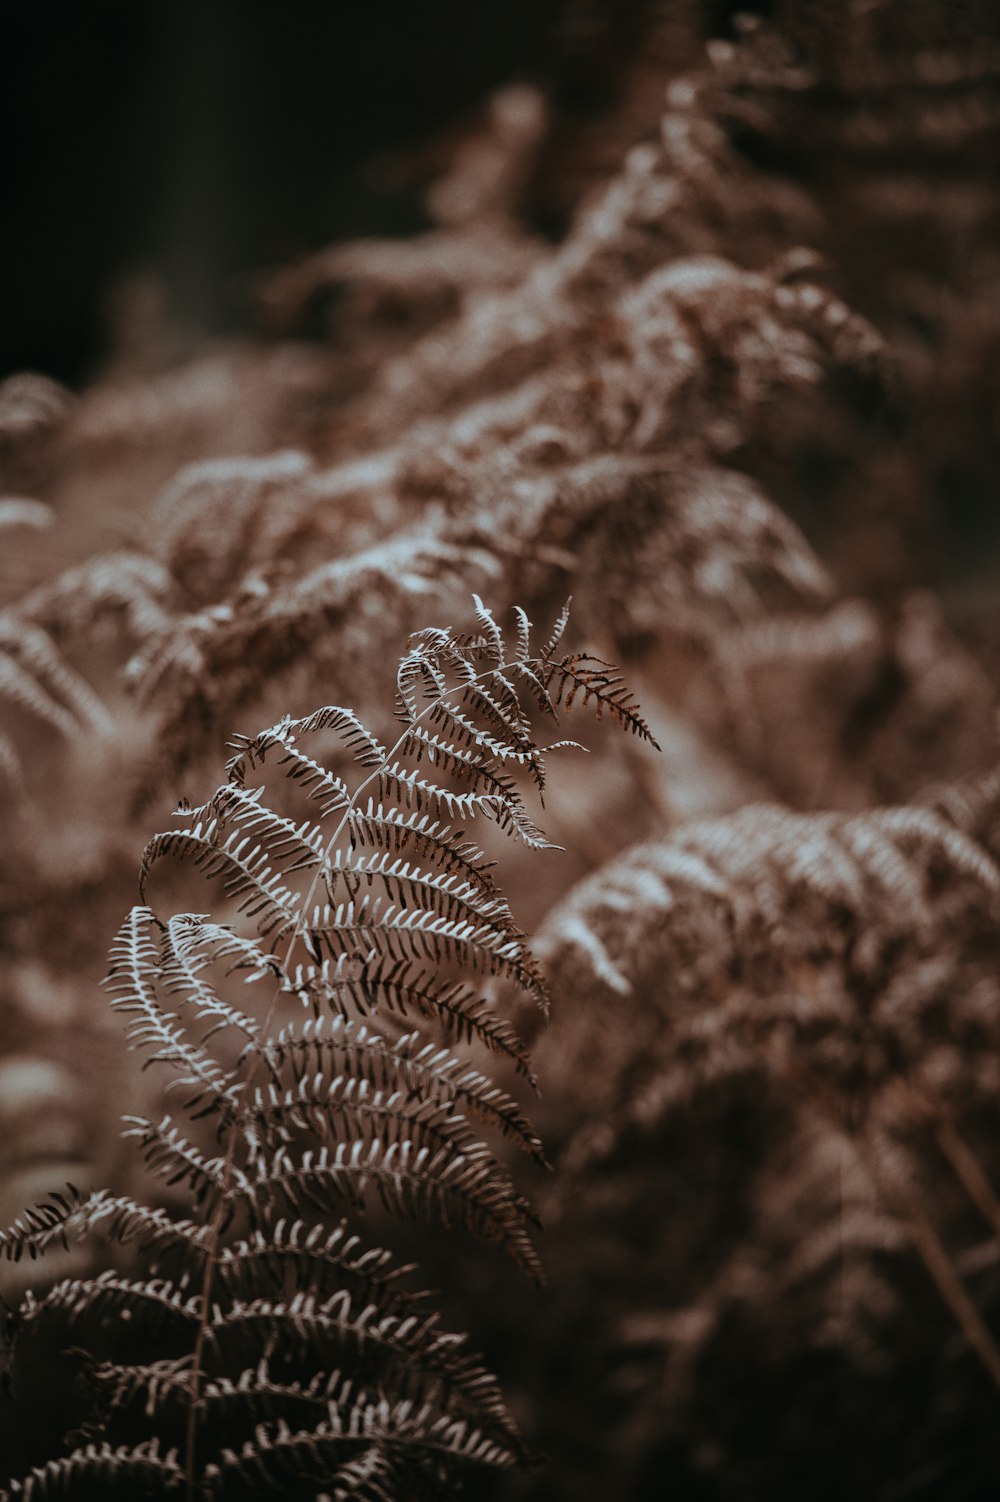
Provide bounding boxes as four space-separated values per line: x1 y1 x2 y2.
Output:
20 553 174 647
0 1439 182 1500
545 654 659 745
1 601 645 1499
0 616 112 742
150 452 315 605
531 787 1000 1156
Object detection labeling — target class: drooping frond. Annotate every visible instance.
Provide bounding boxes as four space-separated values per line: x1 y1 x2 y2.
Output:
226 719 352 816
302 891 545 1003
21 1271 202 1337
0 1440 183 1501
545 653 660 744
20 552 174 646
233 1132 541 1282
139 820 303 941
201 1290 520 1444
200 1411 515 1502
157 915 269 1043
212 1220 425 1314
0 1187 210 1268
0 616 113 739
345 802 498 890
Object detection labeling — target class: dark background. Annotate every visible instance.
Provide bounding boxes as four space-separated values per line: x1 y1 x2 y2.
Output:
2 0 687 387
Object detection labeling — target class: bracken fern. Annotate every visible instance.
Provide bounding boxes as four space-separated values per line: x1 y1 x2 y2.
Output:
0 598 654 1500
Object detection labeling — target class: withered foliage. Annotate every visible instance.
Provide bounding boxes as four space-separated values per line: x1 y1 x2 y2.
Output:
1 600 651 1498
2 2 1000 1498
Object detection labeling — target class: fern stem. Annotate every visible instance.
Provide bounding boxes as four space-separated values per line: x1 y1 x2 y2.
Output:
778 1054 1000 1400
886 1078 1000 1246
858 1126 1000 1396
935 1118 1000 1245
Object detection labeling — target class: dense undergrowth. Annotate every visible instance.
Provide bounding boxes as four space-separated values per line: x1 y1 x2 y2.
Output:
2 2 1000 1496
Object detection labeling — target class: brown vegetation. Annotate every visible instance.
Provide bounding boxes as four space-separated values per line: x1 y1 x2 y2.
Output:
2 3 1000 1497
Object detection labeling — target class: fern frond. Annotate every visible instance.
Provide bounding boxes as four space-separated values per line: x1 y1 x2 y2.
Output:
205 1289 519 1439
0 650 79 740
545 653 660 745
377 760 554 847
2 1440 183 1500
255 1015 543 1158
20 552 173 645
202 1408 517 1499
158 916 267 1043
214 1440 396 1502
0 1187 210 1267
0 1187 94 1264
122 1116 228 1199
406 701 546 784
227 723 351 817
381 757 552 853
203 785 328 873
22 1271 202 1335
140 823 302 939
81 1355 195 1417
0 616 112 738
304 894 546 1005
2 598 645 1497
147 450 325 606
269 705 387 769
345 801 498 891
213 1221 425 1313
233 1137 540 1279
320 848 515 931
106 909 241 1115
281 957 535 1077
535 789 1000 1144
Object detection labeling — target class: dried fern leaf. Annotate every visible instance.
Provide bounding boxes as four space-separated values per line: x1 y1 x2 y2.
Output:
1 599 646 1497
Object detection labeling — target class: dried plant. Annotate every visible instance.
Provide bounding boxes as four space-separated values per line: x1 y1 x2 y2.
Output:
520 772 1000 1498
0 601 652 1499
3 6 1000 1497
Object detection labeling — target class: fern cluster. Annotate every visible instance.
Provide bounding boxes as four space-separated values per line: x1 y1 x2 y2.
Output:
0 601 652 1499
2 20 987 825
518 770 1000 1498
2 5 1000 1498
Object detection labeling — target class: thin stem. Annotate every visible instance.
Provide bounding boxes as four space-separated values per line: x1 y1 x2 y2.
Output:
885 1078 1000 1246
936 1117 1000 1244
857 1125 1000 1396
781 1057 1000 1403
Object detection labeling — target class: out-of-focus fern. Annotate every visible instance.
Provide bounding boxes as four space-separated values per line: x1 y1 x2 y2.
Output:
0 599 654 1500
531 779 1000 1445
0 615 114 802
